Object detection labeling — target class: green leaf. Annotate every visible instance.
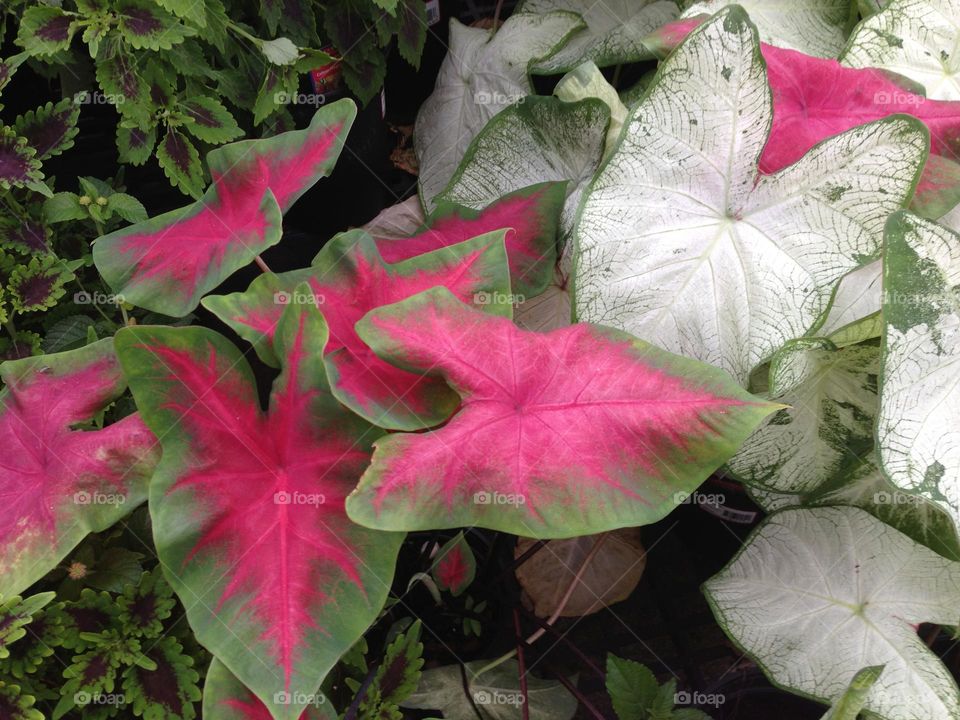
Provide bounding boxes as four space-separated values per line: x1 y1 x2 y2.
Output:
0 593 55 659
438 95 608 244
360 620 424 717
203 658 335 719
116 125 156 166
554 61 628 159
573 6 927 385
402 660 578 720
106 192 148 223
682 0 856 58
414 11 586 209
43 192 88 223
0 681 44 720
878 211 960 537
154 0 208 28
397 0 428 68
180 96 242 144
16 7 77 56
841 0 960 100
704 506 960 720
41 314 98 352
342 48 387 106
81 547 145 593
156 128 204 198
606 655 660 720
519 0 681 72
260 36 300 65
115 0 197 51
14 99 80 160
821 666 885 720
253 65 298 125
121 636 201 719
118 569 175 638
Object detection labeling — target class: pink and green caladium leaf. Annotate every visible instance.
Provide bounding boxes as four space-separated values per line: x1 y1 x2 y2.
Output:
345 288 779 538
0 339 159 597
372 182 567 299
203 658 335 720
431 532 476 596
114 298 402 720
203 228 513 431
574 7 927 385
93 100 357 317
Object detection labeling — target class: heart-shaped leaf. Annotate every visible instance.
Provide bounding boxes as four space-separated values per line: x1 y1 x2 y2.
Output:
681 0 854 57
842 0 960 100
346 287 777 537
0 339 159 597
115 298 403 720
517 0 680 73
431 533 476 596
203 229 512 430
438 96 609 244
704 506 960 720
574 7 927 384
373 182 567 299
878 211 960 535
728 338 879 495
93 100 356 317
414 12 585 209
203 658 335 720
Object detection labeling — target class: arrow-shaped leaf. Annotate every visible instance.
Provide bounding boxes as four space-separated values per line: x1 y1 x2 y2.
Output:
346 287 777 537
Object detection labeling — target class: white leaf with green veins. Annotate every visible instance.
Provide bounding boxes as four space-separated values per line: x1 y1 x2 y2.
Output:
705 506 960 720
681 0 856 57
817 262 883 345
438 95 609 243
414 13 585 211
517 0 680 73
573 6 927 384
841 0 960 100
878 211 960 535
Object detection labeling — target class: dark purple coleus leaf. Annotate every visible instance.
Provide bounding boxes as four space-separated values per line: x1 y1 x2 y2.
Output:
121 636 201 719
0 127 42 190
203 228 512 430
396 0 428 69
115 0 196 50
345 288 778 537
115 297 402 720
117 125 156 166
181 96 242 144
94 100 356 317
157 127 204 197
0 339 159 598
372 182 566 299
1 220 49 254
14 99 80 161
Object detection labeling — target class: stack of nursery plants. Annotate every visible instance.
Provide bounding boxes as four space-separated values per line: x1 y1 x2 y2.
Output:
4 0 960 719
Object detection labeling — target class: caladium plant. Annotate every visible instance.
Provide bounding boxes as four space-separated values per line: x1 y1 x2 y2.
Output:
878 211 960 536
93 100 356 317
0 339 159 598
574 5 927 384
203 228 513 430
115 297 403 720
346 287 777 537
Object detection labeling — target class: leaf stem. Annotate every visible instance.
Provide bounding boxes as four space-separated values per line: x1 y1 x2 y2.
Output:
254 255 272 273
492 0 505 33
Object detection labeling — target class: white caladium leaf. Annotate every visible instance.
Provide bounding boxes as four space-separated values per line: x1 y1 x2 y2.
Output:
361 196 425 240
681 0 855 57
414 12 585 210
554 61 627 159
573 6 927 384
820 666 885 720
517 0 680 73
728 338 879 494
438 95 609 244
705 506 960 720
878 211 960 535
841 0 960 101
817 261 883 346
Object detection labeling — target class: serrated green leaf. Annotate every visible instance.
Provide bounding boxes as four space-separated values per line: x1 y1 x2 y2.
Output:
180 96 242 144
116 125 156 166
43 192 88 223
14 99 80 160
115 0 197 50
260 36 299 65
397 0 428 68
156 128 204 198
106 192 147 223
606 655 660 720
7 255 75 313
16 7 78 56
